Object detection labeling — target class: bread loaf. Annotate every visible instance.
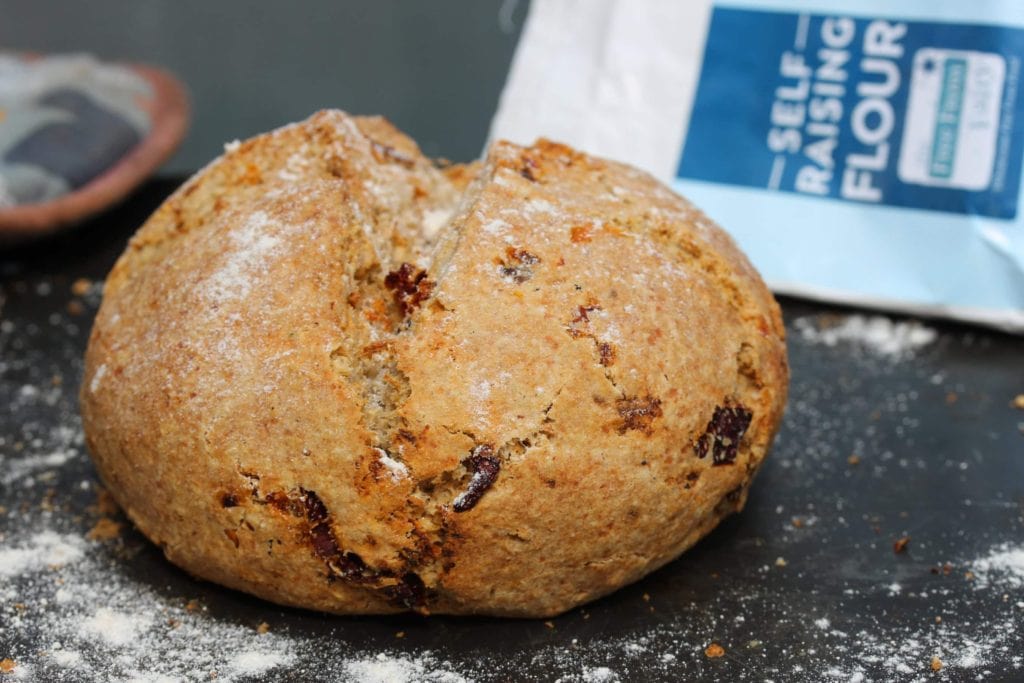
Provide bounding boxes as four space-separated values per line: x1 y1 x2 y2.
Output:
80 110 788 617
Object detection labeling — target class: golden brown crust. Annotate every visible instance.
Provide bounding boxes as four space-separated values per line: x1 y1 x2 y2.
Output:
81 110 788 617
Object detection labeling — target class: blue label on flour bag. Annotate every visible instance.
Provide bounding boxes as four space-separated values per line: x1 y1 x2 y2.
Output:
678 8 1024 219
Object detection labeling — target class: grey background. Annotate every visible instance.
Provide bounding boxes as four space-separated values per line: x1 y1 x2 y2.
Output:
0 0 528 174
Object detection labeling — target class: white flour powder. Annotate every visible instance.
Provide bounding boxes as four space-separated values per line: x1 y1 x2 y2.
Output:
794 314 938 358
0 531 84 578
973 543 1024 589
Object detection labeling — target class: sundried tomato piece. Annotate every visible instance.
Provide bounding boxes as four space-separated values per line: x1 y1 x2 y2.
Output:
452 445 500 512
694 405 753 465
384 262 434 315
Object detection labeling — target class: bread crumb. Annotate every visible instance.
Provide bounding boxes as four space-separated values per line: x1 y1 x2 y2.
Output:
847 454 860 466
1013 394 1024 410
704 643 725 658
791 517 804 528
395 631 405 639
256 622 270 635
544 621 555 629
775 557 788 567
0 658 14 673
86 518 123 541
94 488 120 517
893 536 911 554
70 278 92 297
930 655 943 671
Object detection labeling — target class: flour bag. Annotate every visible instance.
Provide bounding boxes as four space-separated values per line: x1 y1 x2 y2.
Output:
491 1 1024 331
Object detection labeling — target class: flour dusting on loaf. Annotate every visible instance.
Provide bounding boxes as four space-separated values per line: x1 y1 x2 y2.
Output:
81 110 788 617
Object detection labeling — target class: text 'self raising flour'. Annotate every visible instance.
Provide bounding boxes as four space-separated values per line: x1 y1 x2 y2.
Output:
492 1 1024 331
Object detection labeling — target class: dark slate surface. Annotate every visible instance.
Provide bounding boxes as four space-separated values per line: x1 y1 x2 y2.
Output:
1 180 1022 681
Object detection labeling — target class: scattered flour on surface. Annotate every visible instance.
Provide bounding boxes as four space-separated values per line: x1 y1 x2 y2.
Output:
580 665 619 682
343 652 468 683
126 675 178 683
794 315 937 357
2 508 1023 681
79 608 152 648
224 650 295 677
0 448 79 486
0 531 84 577
0 523 299 682
2 388 84 486
7 663 33 680
49 649 82 667
972 543 1024 588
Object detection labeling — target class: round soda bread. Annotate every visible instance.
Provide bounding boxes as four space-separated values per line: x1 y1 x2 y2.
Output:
80 110 788 617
